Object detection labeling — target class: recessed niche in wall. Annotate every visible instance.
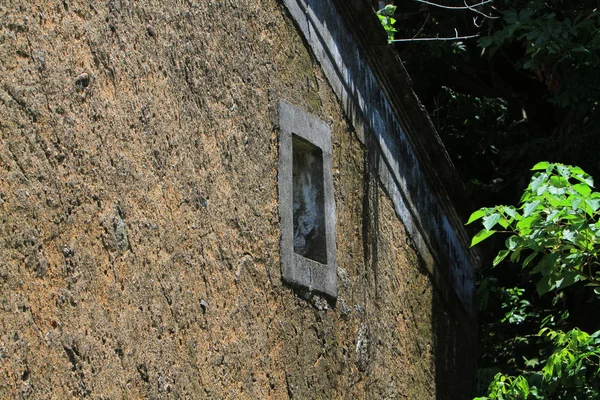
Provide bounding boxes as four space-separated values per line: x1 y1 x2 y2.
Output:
292 134 327 264
278 100 337 298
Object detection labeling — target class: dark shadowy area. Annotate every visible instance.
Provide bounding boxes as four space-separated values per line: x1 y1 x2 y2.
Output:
375 0 600 396
388 0 600 207
341 1 481 397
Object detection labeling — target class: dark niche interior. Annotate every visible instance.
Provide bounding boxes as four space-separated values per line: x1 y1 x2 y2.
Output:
292 134 327 264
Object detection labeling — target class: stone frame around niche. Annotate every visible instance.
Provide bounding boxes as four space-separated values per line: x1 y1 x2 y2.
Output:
278 99 337 299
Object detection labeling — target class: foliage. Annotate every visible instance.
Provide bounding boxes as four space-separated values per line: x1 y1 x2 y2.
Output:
478 2 600 110
476 277 572 389
470 163 600 399
475 374 537 400
468 162 600 296
429 86 511 200
476 328 600 399
500 287 534 325
389 0 600 213
376 1 600 398
377 4 398 44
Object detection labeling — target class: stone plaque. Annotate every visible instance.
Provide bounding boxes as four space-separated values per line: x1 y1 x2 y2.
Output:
278 100 337 298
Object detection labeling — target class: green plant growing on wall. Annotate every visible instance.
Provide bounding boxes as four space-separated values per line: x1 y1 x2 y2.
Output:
469 162 600 399
377 4 398 44
376 1 493 44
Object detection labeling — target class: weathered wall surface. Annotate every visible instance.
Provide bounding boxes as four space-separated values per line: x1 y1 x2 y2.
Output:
0 1 474 398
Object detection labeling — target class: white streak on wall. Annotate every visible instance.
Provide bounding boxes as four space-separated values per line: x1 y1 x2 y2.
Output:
283 0 475 311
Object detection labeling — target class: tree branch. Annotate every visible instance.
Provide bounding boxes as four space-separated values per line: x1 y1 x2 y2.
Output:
567 265 600 286
411 13 431 40
391 31 480 43
463 0 499 19
411 0 493 11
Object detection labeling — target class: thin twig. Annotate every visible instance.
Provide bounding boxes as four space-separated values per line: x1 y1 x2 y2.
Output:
473 16 484 28
391 33 480 43
567 265 600 286
463 0 499 19
412 0 493 11
411 13 431 39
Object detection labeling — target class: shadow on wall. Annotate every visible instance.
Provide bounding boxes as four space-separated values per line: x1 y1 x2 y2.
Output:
362 128 477 399
431 278 477 399
362 129 380 302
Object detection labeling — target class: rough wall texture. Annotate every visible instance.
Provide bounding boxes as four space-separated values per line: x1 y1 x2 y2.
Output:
0 1 475 398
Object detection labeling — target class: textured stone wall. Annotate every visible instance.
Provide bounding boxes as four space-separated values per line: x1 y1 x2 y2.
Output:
0 1 475 398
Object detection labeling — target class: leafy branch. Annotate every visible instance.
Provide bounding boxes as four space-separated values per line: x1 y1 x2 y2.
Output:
467 162 600 295
377 1 497 44
471 162 600 399
412 0 498 19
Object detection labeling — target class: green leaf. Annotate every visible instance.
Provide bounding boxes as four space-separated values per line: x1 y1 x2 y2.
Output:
545 191 562 208
483 213 502 231
537 184 549 196
471 229 496 247
548 186 566 196
586 199 600 212
467 208 488 225
506 236 520 251
510 247 522 263
525 357 540 368
515 376 529 396
494 250 510 266
503 9 519 24
478 36 496 48
524 201 541 217
530 173 548 192
517 216 536 230
570 166 585 175
572 183 592 196
523 251 539 267
537 276 554 296
504 207 520 220
546 209 561 222
557 165 571 179
532 253 559 274
555 271 579 290
382 4 396 15
531 161 551 171
550 175 568 188
571 197 583 210
573 173 594 187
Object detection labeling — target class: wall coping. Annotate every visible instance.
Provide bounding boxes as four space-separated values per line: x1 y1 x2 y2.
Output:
282 0 480 315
